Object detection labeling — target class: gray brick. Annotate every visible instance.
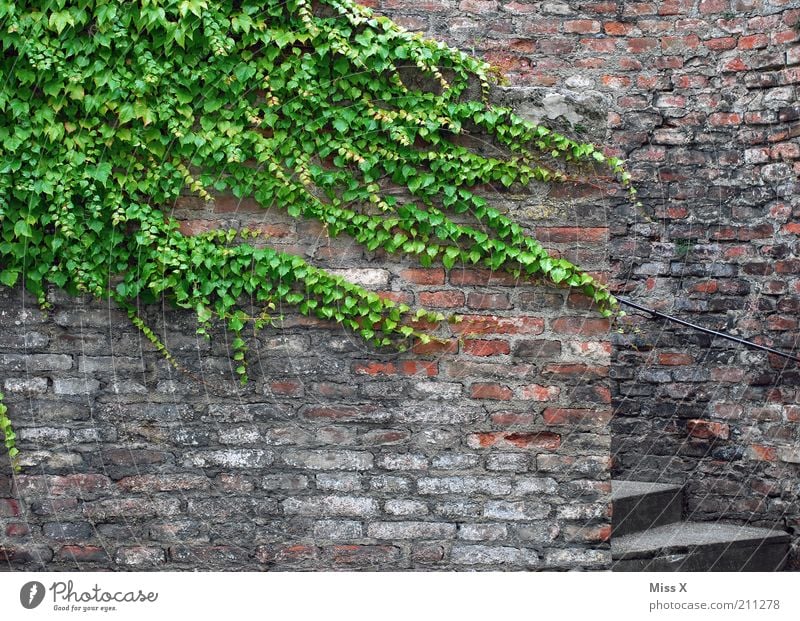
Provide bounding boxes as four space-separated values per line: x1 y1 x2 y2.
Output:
283 450 373 471
433 501 483 519
483 500 550 521
0 331 49 349
410 382 462 400
451 545 540 567
384 499 429 517
17 427 71 443
513 476 559 495
3 377 48 395
83 498 181 520
313 520 363 540
315 473 364 492
187 497 278 519
369 475 411 493
544 548 609 569
282 495 379 517
43 522 93 541
184 449 274 469
53 378 101 395
114 546 166 566
513 522 561 542
217 425 261 445
328 268 389 288
457 523 508 541
430 453 480 470
486 453 529 472
78 356 142 373
261 474 309 491
418 476 512 496
377 453 429 471
395 405 482 425
556 502 609 520
0 353 72 371
367 521 456 540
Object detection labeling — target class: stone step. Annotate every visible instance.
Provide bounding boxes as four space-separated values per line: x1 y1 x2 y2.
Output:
612 521 790 572
612 479 683 537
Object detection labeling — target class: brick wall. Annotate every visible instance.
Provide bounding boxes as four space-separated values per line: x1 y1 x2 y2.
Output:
0 88 615 569
367 0 800 567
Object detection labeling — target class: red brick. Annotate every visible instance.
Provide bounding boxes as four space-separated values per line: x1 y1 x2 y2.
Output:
538 227 608 243
269 380 304 396
449 269 517 286
544 363 608 377
738 34 768 49
581 38 617 53
419 290 465 308
705 36 737 51
5 523 30 537
412 338 459 355
520 384 560 401
484 52 531 74
585 2 619 14
399 361 438 376
604 21 634 36
699 0 727 13
470 382 512 400
551 317 610 335
518 18 560 34
491 411 535 426
564 524 612 543
463 339 511 356
178 219 217 236
772 29 799 45
708 112 742 126
771 143 800 160
767 315 797 331
353 361 396 376
747 445 777 462
687 420 730 440
459 0 499 13
543 408 612 426
661 35 701 53
564 19 601 34
57 545 110 563
213 195 264 214
467 431 561 450
256 544 318 564
452 315 544 335
466 292 511 310
399 268 445 285
619 58 644 71
673 74 709 89
658 352 694 365
0 499 21 517
303 405 379 421
659 0 693 15
601 75 633 89
689 280 718 295
623 2 657 16
329 545 400 566
721 57 749 72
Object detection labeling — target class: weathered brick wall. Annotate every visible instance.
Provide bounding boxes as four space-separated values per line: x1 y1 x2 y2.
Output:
368 0 800 567
0 89 615 569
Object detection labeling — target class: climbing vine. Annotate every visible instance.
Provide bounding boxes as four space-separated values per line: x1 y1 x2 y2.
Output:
0 0 634 469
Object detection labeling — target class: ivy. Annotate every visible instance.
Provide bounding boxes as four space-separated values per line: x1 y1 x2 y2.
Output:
0 0 634 468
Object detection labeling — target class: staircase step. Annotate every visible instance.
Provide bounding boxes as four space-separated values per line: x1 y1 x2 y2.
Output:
612 521 790 572
612 480 683 537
